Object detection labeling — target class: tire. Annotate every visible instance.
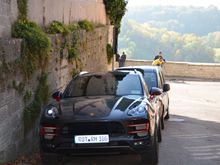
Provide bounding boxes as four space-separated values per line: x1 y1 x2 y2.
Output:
164 107 170 120
141 127 159 164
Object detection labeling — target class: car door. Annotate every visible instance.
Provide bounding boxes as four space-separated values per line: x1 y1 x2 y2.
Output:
158 70 169 112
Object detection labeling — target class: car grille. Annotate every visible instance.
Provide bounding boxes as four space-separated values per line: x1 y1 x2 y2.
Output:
61 122 126 137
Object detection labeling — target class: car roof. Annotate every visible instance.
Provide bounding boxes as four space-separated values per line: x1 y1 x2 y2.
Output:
116 65 163 74
119 65 161 71
76 70 143 78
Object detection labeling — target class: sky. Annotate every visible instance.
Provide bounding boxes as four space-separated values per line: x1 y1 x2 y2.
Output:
127 0 220 9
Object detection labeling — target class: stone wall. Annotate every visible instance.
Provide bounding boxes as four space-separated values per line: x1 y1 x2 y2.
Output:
0 25 112 163
0 0 107 38
28 0 107 26
124 59 220 80
0 0 18 37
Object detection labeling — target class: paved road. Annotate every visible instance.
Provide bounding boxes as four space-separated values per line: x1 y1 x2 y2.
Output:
47 80 220 165
159 80 220 165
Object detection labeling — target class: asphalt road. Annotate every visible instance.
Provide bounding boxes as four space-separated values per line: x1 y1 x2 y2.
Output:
47 80 220 165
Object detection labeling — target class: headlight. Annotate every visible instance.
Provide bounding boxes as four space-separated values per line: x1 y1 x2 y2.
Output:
128 106 147 116
45 106 59 118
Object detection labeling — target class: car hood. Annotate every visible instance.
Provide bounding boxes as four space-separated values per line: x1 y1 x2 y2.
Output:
58 95 145 120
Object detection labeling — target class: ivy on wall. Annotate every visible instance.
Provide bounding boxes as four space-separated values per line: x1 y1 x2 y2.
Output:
17 0 28 19
23 73 49 134
12 19 51 80
103 0 127 29
7 0 108 134
8 0 51 133
106 44 114 64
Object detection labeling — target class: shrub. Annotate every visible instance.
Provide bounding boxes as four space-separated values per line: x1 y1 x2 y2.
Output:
68 47 78 61
47 20 69 35
104 0 127 29
78 20 94 32
12 19 51 80
68 23 80 32
106 44 114 64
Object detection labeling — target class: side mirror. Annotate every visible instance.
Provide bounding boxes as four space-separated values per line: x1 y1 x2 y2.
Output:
163 84 170 92
52 91 62 102
150 87 162 96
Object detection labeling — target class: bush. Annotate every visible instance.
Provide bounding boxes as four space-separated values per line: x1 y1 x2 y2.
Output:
68 47 78 61
68 23 80 32
12 19 51 80
78 20 94 32
47 20 69 35
106 44 114 64
104 0 127 29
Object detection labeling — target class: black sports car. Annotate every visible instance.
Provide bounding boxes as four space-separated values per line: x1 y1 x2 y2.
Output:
39 70 162 164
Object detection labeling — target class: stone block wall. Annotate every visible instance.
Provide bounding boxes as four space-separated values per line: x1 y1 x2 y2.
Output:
0 0 18 37
28 0 107 26
0 0 107 38
124 59 220 80
0 38 25 162
0 25 113 163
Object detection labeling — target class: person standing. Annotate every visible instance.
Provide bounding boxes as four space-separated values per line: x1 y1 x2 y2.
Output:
152 51 166 66
119 52 127 67
154 51 165 60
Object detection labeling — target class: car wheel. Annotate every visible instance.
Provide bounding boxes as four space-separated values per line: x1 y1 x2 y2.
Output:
164 107 170 120
140 127 159 164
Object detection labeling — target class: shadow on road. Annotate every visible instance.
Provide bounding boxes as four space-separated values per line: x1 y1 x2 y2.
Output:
38 115 220 165
159 114 220 165
2 114 220 165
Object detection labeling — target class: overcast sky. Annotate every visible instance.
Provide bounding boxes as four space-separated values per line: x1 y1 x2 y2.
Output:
127 0 220 9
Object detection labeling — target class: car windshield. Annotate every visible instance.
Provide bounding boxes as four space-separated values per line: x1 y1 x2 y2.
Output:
63 72 143 97
143 71 157 90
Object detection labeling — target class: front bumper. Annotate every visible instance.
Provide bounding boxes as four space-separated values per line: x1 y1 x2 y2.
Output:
40 135 152 155
40 118 153 156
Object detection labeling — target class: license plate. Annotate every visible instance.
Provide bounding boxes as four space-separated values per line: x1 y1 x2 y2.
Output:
74 134 109 144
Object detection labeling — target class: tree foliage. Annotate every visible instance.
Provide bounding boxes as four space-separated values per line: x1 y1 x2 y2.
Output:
104 0 128 29
119 20 217 63
125 5 220 36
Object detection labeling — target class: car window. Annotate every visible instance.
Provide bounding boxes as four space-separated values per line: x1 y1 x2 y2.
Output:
143 71 157 90
63 73 143 97
116 74 143 96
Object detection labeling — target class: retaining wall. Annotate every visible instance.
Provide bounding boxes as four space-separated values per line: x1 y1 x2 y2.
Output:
0 26 112 163
124 59 220 80
0 0 107 37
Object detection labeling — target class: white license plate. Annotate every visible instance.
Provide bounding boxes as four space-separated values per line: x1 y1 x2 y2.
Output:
74 134 109 144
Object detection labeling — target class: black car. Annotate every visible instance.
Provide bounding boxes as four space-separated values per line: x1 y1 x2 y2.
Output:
39 70 162 164
117 66 170 129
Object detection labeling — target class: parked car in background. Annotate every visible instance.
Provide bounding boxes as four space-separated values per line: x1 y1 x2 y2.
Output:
116 66 170 130
39 70 162 164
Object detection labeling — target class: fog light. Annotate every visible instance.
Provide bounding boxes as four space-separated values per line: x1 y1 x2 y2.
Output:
134 141 144 145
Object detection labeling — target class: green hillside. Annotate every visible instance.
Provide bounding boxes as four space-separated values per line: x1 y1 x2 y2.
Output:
119 19 220 63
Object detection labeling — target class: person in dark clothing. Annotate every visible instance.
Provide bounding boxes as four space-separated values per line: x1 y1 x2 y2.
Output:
119 52 127 67
154 51 166 61
115 53 120 62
